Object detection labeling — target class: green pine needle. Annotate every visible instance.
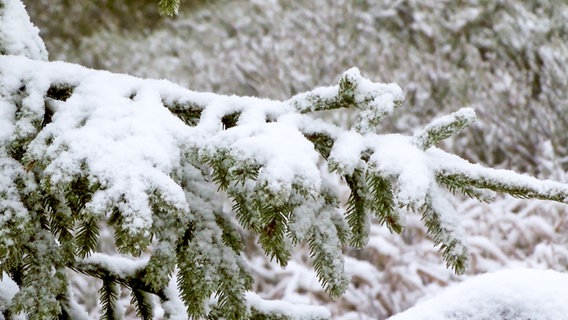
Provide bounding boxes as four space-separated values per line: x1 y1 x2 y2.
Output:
99 278 121 320
131 288 153 320
420 201 468 275
158 0 180 16
76 216 99 258
344 170 371 248
367 174 402 234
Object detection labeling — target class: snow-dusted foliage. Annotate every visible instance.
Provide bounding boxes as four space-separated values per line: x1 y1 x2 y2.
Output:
3 1 568 319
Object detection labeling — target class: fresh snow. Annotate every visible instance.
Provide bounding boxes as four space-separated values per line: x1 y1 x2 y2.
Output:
388 268 568 320
0 0 47 60
246 292 330 319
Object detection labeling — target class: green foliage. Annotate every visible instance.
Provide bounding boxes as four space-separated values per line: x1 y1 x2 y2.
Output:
367 174 402 233
99 278 121 320
215 210 245 252
130 288 153 320
258 204 293 267
158 0 180 16
439 171 568 203
11 231 68 319
344 168 371 248
420 197 468 274
75 215 100 258
307 215 349 299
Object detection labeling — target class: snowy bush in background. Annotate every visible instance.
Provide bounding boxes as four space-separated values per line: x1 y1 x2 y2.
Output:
4 0 568 319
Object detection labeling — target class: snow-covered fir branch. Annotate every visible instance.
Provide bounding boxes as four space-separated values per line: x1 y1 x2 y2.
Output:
1 0 568 319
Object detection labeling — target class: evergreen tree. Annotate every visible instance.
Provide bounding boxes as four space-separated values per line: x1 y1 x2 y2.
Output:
1 0 567 319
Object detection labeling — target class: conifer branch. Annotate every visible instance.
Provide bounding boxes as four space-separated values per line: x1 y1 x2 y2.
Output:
308 218 349 299
420 192 468 275
130 289 153 320
99 278 121 320
344 168 371 248
438 171 568 203
436 173 496 202
258 204 292 267
75 215 100 258
414 107 476 150
367 174 403 233
214 210 245 252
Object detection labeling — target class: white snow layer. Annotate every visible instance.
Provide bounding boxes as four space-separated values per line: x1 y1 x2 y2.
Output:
388 268 568 320
0 0 47 60
246 292 330 319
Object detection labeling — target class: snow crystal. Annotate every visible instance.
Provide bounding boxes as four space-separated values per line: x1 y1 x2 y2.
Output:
388 268 568 320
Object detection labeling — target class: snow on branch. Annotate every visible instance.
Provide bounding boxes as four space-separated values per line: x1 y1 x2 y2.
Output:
0 0 47 60
1 52 567 319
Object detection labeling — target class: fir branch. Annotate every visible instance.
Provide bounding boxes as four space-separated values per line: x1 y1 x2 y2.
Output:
307 223 348 299
214 211 245 252
304 132 335 160
420 195 468 275
75 215 100 258
108 204 151 256
222 112 240 130
258 204 292 267
130 288 153 320
176 248 212 318
12 231 68 319
344 169 371 248
64 174 99 214
214 258 253 320
438 171 568 203
142 249 176 293
42 193 76 255
367 174 403 233
287 73 357 113
328 207 350 246
414 107 476 150
99 278 121 320
436 173 495 202
207 150 233 191
164 101 203 127
72 255 168 301
231 190 262 233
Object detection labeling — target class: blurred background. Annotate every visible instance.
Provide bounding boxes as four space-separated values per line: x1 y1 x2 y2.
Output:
24 0 568 319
